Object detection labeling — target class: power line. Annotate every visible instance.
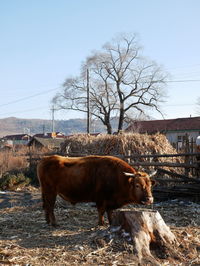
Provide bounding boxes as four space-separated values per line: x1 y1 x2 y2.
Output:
164 103 195 107
0 106 50 117
0 101 197 118
166 79 200 83
0 87 60 108
0 79 200 111
166 64 200 72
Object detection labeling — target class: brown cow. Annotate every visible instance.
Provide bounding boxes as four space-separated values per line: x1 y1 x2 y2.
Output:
37 155 155 226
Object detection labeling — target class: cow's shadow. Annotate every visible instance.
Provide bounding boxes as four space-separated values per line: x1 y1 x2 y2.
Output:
19 224 103 250
0 202 109 251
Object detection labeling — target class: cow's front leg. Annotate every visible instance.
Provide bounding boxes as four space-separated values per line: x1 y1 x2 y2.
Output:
96 204 106 226
106 209 113 225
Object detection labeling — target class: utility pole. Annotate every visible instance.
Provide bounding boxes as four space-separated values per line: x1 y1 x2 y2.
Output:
87 68 90 134
51 105 55 133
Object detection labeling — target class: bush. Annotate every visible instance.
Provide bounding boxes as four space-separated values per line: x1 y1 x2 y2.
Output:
24 165 39 187
0 146 40 190
0 171 31 190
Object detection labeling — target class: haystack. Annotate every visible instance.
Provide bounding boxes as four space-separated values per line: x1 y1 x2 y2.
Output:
61 133 183 172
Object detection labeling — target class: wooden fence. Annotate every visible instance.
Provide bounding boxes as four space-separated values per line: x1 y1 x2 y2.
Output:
28 150 200 177
27 150 200 201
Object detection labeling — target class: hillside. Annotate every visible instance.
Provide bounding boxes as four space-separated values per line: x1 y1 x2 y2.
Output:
0 117 117 137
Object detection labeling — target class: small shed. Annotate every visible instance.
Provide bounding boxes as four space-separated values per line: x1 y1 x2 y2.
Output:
28 137 65 151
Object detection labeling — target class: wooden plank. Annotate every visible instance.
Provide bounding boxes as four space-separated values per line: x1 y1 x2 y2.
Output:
28 154 199 169
157 168 193 180
130 161 198 168
123 152 200 159
25 152 200 159
155 178 200 184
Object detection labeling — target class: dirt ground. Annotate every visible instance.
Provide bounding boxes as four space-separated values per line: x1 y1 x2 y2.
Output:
0 189 200 265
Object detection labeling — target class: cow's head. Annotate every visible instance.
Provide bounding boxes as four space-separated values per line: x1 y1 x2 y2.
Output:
124 171 156 205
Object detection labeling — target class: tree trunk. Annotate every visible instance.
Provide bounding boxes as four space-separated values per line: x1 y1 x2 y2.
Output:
106 122 112 134
117 106 124 133
103 114 112 134
111 210 178 264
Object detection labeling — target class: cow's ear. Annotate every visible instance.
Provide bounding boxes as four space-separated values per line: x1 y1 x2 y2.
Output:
151 180 156 186
128 177 134 185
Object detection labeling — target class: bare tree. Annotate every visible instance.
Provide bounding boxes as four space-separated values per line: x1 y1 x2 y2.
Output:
53 33 167 134
52 73 118 134
87 34 167 133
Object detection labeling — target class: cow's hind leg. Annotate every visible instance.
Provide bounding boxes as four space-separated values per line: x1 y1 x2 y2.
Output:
42 193 50 224
42 190 57 227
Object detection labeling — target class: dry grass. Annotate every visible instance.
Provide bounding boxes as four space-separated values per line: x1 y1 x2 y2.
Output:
0 190 199 265
61 133 183 174
0 147 29 177
62 133 177 156
0 134 199 264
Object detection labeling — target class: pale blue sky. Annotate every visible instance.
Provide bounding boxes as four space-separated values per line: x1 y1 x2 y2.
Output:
0 0 200 121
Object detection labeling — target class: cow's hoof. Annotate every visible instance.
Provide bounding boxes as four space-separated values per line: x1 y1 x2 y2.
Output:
51 223 59 228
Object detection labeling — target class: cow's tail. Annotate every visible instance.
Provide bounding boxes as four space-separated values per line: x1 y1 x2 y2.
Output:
37 160 45 209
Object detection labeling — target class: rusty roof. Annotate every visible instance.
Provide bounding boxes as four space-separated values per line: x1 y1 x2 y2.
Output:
3 134 30 140
126 116 200 134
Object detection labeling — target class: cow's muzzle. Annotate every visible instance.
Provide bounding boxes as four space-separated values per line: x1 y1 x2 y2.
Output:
141 196 154 205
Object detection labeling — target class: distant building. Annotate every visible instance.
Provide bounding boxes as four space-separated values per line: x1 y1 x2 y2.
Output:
33 132 65 138
1 134 31 146
126 116 200 149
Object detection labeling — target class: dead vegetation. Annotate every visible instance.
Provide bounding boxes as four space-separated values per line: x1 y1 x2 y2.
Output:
0 190 200 265
62 133 178 156
0 149 29 178
0 133 199 264
61 133 184 173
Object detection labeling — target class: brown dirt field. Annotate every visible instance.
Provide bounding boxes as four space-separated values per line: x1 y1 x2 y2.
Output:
0 189 200 265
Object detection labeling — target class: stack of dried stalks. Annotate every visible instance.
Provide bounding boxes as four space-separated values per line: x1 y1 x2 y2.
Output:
61 133 183 172
61 133 177 155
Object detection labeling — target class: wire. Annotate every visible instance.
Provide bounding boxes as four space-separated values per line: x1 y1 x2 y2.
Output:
166 64 200 71
167 79 200 83
164 103 195 107
0 78 200 112
0 87 60 108
0 106 51 117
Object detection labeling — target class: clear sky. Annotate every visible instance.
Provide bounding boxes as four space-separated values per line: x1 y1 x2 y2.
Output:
0 0 200 121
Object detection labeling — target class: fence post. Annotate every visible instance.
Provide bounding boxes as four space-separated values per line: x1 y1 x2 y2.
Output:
127 150 131 164
28 146 33 169
184 134 190 176
191 138 194 176
65 144 70 157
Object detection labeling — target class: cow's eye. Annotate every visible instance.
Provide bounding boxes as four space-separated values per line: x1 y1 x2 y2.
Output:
135 184 141 189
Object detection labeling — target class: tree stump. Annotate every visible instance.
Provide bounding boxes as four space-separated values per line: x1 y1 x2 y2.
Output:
111 210 178 264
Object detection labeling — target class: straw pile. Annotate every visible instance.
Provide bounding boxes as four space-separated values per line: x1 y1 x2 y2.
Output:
61 133 183 172
61 133 177 155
